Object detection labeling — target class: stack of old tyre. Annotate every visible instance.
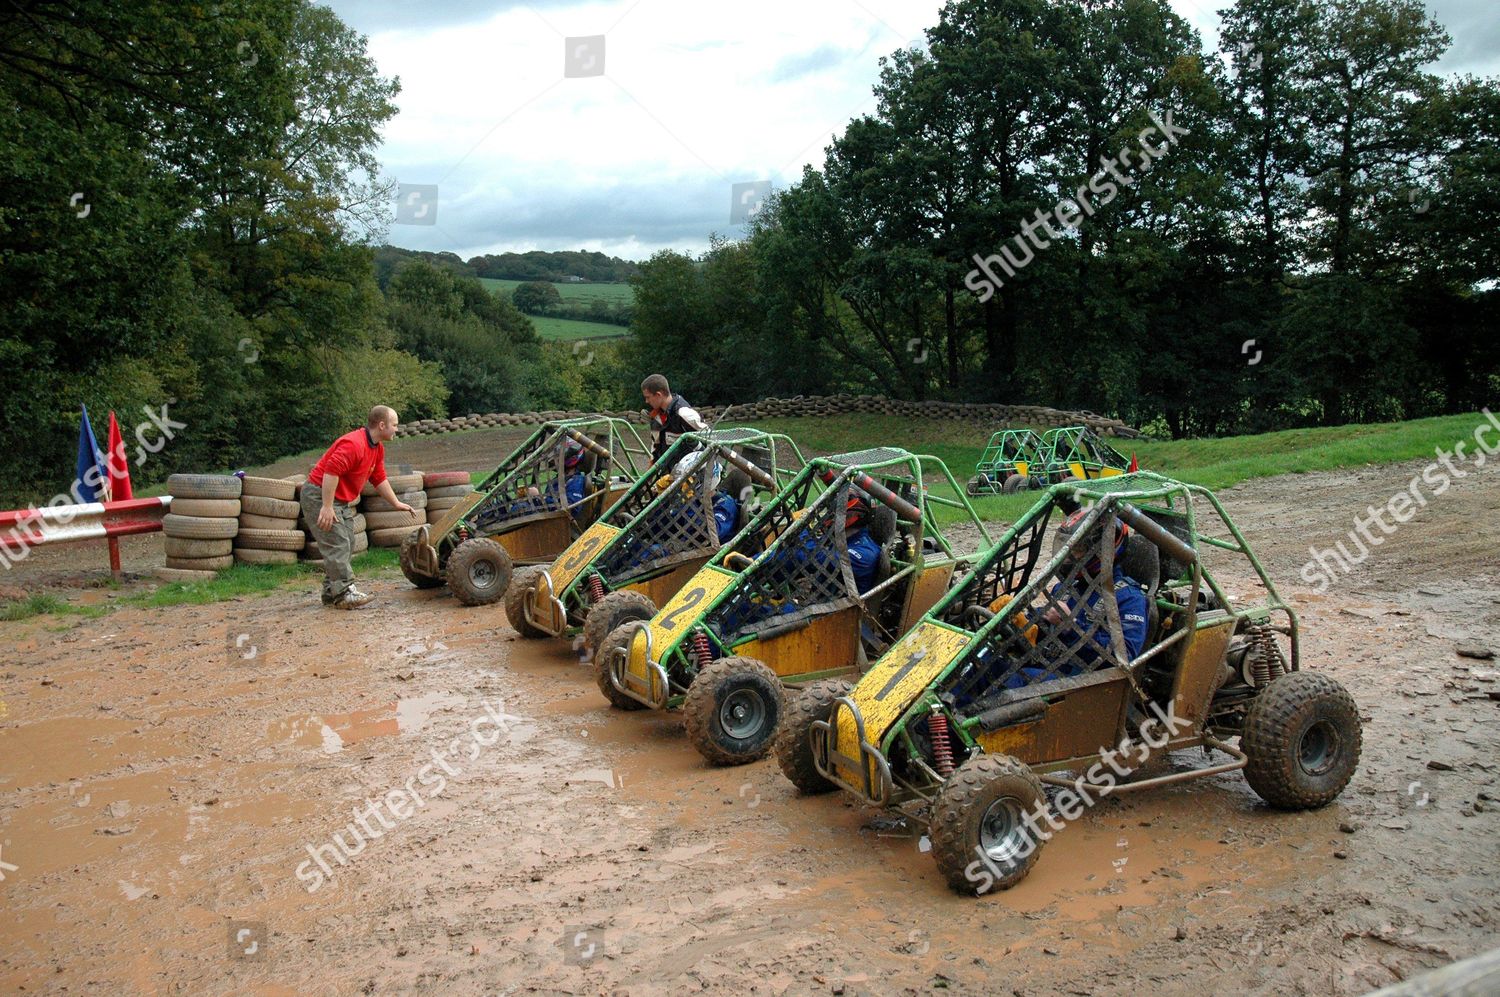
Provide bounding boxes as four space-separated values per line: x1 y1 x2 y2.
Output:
233 475 308 566
160 474 243 580
361 470 427 548
422 471 475 523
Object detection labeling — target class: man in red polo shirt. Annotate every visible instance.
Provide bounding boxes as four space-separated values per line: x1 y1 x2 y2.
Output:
302 405 414 609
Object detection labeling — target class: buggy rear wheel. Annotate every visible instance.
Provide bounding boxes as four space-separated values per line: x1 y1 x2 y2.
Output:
594 622 648 711
504 565 550 639
774 678 852 794
683 656 784 766
582 590 658 659
930 754 1047 895
1242 671 1361 810
446 537 513 606
1002 474 1030 494
965 474 988 497
399 533 444 589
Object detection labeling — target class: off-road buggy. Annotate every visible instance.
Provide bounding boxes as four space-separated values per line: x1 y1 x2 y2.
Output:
596 448 994 766
505 428 805 657
965 429 1048 496
400 417 652 606
783 472 1361 894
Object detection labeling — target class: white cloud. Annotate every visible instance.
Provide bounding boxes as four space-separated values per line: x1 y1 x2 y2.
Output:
327 0 1495 260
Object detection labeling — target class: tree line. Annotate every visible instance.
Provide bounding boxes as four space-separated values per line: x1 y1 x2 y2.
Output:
626 0 1499 438
0 1 626 506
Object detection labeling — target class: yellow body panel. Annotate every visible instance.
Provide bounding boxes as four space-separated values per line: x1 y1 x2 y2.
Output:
626 567 738 685
1099 466 1125 478
732 606 862 678
834 623 972 774
898 563 956 635
549 522 622 592
495 514 573 562
1068 461 1087 480
972 677 1130 764
623 558 711 607
431 492 485 535
1014 460 1030 478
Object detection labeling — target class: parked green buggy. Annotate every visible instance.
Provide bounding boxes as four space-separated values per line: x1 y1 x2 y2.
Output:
399 417 653 606
596 448 993 766
781 472 1361 894
968 425 1133 495
505 427 805 658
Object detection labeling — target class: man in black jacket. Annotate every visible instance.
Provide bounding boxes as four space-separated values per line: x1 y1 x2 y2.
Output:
642 373 707 460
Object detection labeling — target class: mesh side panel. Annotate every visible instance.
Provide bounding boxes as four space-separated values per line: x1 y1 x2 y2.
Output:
823 449 913 476
466 428 577 533
597 456 723 583
941 510 1132 717
708 479 858 642
937 507 1055 628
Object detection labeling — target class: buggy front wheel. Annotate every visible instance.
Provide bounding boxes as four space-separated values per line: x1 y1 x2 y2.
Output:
774 678 853 794
1242 671 1361 810
446 538 513 606
929 754 1047 895
683 656 784 766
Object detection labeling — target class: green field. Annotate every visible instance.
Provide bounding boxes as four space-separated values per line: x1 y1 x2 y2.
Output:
478 277 634 304
477 278 632 341
526 314 630 341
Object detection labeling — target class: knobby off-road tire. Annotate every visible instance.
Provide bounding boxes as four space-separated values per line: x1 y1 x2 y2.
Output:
930 754 1048 895
774 678 853 794
595 621 649 710
683 656 784 766
1241 671 1362 810
446 537 513 606
582 591 657 658
504 566 551 638
167 473 241 500
399 532 444 590
1002 474 1030 494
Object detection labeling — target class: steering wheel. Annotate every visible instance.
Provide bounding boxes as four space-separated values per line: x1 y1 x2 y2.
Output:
960 604 996 628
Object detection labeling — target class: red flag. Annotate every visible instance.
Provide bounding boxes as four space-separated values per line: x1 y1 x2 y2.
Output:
1128 452 1138 473
106 411 133 501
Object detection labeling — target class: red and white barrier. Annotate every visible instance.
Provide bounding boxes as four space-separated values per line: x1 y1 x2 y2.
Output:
0 496 171 573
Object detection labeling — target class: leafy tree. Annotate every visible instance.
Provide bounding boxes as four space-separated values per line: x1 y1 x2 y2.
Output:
513 281 563 314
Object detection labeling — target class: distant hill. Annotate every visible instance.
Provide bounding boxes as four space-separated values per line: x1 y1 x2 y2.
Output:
469 250 640 284
373 246 640 287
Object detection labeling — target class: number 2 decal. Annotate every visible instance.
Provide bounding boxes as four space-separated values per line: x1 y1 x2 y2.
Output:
659 586 706 631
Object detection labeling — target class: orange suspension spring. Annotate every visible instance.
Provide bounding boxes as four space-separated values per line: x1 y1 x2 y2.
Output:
691 630 713 670
588 574 606 603
928 710 955 777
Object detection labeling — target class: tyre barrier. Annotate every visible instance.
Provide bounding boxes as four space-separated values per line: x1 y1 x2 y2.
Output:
389 395 1139 440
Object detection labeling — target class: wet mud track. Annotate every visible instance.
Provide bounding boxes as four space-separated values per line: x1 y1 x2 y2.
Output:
1 457 1497 995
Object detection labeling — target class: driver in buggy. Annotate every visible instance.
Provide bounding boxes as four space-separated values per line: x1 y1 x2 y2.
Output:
512 438 589 516
983 508 1150 689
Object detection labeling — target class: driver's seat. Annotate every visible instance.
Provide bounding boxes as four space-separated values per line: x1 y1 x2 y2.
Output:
1117 533 1162 644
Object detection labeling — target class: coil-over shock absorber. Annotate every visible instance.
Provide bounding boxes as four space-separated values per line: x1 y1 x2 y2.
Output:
1246 624 1288 687
928 706 955 777
588 573 605 603
690 629 713 671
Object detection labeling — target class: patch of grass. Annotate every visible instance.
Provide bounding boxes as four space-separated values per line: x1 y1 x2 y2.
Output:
0 592 110 622
478 278 634 305
120 548 402 610
527 314 631 342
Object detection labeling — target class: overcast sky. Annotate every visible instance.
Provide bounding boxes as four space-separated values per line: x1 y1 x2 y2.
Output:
320 0 1498 262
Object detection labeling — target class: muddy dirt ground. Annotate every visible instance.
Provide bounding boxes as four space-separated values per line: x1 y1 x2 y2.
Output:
1 448 1497 996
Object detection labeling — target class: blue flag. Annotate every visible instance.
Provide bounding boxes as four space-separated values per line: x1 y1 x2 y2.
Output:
75 404 107 503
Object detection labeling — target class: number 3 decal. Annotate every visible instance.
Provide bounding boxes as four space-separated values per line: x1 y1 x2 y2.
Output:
659 586 706 630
